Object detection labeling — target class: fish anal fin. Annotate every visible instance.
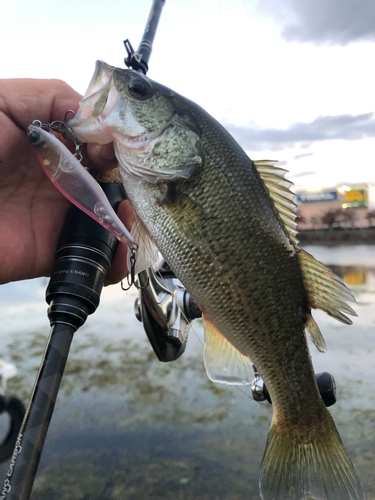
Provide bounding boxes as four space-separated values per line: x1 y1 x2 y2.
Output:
305 313 326 352
202 315 253 385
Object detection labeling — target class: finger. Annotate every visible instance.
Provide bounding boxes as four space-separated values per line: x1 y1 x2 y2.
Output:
86 142 118 170
0 79 82 130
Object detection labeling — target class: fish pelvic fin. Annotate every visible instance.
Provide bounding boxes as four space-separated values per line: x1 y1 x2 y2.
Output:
202 315 254 385
297 247 357 329
260 409 365 500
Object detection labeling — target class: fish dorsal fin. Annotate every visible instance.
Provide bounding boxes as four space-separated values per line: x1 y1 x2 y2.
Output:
254 160 299 244
127 217 162 275
297 247 357 328
202 315 254 385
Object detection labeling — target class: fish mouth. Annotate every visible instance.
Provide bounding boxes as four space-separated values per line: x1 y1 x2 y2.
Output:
70 109 168 149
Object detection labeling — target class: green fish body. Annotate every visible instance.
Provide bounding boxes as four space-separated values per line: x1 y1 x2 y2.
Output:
70 61 364 500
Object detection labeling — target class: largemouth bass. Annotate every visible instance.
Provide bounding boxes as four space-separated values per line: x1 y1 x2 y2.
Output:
68 61 364 500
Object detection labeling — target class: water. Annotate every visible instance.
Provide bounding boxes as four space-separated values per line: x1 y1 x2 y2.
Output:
0 245 374 499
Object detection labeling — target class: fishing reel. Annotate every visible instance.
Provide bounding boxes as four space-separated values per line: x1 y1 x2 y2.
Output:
0 360 25 463
251 366 337 408
134 263 202 362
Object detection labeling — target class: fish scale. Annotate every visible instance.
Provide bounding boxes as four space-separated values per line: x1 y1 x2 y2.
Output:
68 61 365 500
123 116 317 424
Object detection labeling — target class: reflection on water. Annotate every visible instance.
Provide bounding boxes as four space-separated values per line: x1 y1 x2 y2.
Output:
0 245 374 499
324 265 374 287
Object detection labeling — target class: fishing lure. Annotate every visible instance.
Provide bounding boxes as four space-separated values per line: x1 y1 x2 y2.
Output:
28 123 134 247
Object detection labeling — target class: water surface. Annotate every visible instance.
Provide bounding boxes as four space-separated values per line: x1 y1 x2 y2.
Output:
0 245 374 499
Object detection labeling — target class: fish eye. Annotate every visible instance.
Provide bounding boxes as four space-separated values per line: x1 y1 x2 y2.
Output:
128 78 151 100
29 132 43 146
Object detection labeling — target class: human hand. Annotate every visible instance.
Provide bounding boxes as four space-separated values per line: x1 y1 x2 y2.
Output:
0 78 132 285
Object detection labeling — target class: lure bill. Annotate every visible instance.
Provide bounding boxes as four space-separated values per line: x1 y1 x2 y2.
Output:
27 124 133 246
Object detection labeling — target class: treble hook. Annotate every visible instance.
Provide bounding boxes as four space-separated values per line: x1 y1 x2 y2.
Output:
121 244 149 291
64 110 76 122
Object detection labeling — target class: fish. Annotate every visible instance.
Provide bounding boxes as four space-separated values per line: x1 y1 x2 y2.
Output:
68 61 364 499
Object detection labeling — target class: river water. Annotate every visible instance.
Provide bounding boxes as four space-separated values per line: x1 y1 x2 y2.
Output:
0 244 374 499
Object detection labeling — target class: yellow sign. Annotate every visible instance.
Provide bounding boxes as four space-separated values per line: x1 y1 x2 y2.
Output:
344 271 367 286
344 189 368 207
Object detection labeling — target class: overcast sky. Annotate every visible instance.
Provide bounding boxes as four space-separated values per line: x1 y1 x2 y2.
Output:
2 0 375 190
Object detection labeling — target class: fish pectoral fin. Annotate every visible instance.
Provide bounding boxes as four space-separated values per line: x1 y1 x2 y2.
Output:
297 247 357 326
202 315 253 385
127 217 162 275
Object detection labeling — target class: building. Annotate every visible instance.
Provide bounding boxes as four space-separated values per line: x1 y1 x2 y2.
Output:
295 184 375 230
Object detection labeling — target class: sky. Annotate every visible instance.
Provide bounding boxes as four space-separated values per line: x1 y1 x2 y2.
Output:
2 0 375 191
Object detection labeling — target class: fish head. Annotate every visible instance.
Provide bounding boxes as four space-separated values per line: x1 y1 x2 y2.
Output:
69 61 202 183
112 66 176 131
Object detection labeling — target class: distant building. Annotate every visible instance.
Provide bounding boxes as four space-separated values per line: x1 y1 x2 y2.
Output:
295 184 374 229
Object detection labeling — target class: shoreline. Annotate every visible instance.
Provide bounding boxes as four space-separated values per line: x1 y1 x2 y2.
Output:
297 227 375 245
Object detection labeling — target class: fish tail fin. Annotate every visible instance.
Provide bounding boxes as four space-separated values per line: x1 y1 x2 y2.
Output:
259 410 365 500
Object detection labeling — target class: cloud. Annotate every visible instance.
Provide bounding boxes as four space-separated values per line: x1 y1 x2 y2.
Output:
223 112 375 151
289 171 316 178
257 0 375 45
293 153 314 160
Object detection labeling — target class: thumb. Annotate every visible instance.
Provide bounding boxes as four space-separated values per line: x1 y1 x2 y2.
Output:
86 142 118 170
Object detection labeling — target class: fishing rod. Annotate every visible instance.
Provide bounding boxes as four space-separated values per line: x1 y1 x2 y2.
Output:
1 2 167 499
123 0 204 362
1 183 127 500
124 0 165 74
